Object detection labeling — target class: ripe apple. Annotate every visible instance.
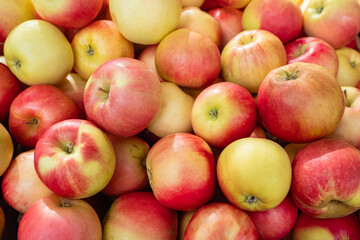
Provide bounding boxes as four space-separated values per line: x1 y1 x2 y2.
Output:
215 0 251 9
34 119 116 199
283 142 309 163
4 19 74 86
32 0 103 29
336 47 360 87
2 150 54 213
17 195 102 240
293 212 360 240
0 123 13 176
242 0 303 44
137 44 164 82
0 63 22 123
217 137 292 211
182 0 205 7
109 0 182 45
102 191 178 240
250 125 267 138
208 7 243 50
8 84 78 148
146 133 217 211
285 36 339 77
221 29 287 93
184 202 258 240
257 62 345 143
247 195 298 240
0 0 36 42
178 210 196 240
147 82 194 138
177 6 222 48
302 0 360 49
155 28 221 89
191 82 257 149
83 57 161 138
101 135 150 197
291 138 360 218
71 19 135 80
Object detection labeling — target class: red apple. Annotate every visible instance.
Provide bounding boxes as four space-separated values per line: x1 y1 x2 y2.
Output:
285 36 339 77
34 119 116 199
8 84 78 148
17 195 102 240
83 57 161 138
146 133 217 211
184 202 258 240
291 138 360 218
257 62 344 143
102 191 178 240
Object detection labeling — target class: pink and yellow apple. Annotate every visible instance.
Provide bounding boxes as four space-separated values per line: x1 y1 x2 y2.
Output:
336 47 360 87
137 44 164 82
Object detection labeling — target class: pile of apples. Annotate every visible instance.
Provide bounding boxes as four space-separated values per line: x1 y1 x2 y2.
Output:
1 0 360 239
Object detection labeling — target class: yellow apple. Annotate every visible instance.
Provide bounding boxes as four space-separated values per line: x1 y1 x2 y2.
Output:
0 123 13 176
336 47 360 87
4 19 74 86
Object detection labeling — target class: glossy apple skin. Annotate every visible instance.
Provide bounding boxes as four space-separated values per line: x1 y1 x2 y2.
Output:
293 212 360 240
2 150 54 213
103 191 178 240
247 195 298 240
184 202 258 240
336 47 360 87
146 133 217 211
34 119 116 199
17 195 102 240
191 82 257 149
8 84 78 148
32 0 103 29
257 62 344 143
155 28 221 89
101 135 150 197
285 37 339 77
0 63 23 123
302 0 360 49
84 57 161 138
291 139 360 218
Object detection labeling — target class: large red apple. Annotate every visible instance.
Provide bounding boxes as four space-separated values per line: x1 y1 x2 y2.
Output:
34 119 116 199
83 57 161 138
146 133 217 211
17 194 102 240
257 62 344 143
291 138 360 218
8 84 78 148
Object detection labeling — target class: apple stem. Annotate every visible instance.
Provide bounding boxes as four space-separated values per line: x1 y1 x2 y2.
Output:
25 118 39 125
97 87 109 93
344 89 349 107
244 195 258 205
87 44 94 56
61 199 72 208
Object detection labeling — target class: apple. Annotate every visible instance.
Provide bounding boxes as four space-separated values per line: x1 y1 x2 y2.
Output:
336 47 360 87
2 149 55 213
327 86 360 149
8 84 78 148
250 125 267 138
181 77 224 99
178 210 196 240
0 0 36 42
182 0 205 7
146 82 194 138
191 82 257 149
155 28 221 89
257 62 345 143
146 133 217 211
17 195 102 240
102 191 178 240
214 0 251 9
0 123 13 176
55 73 87 119
208 7 243 50
285 36 339 77
291 138 360 218
247 195 298 240
221 29 287 93
4 19 74 86
302 0 360 49
83 57 161 138
137 44 165 82
71 19 135 81
217 137 292 211
201 0 220 10
109 0 182 45
293 212 360 239
184 202 258 240
101 135 150 197
283 142 309 163
34 119 116 199
177 6 222 48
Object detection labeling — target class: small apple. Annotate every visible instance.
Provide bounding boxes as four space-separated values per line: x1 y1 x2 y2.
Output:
336 47 360 87
0 123 13 176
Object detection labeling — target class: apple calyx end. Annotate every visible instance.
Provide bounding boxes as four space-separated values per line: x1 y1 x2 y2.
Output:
244 195 258 205
315 6 324 14
350 61 356 68
14 59 22 70
87 44 94 56
60 199 72 208
283 70 299 81
209 108 218 120
63 142 75 154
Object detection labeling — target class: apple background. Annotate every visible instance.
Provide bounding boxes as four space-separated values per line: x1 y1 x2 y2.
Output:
0 0 359 239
